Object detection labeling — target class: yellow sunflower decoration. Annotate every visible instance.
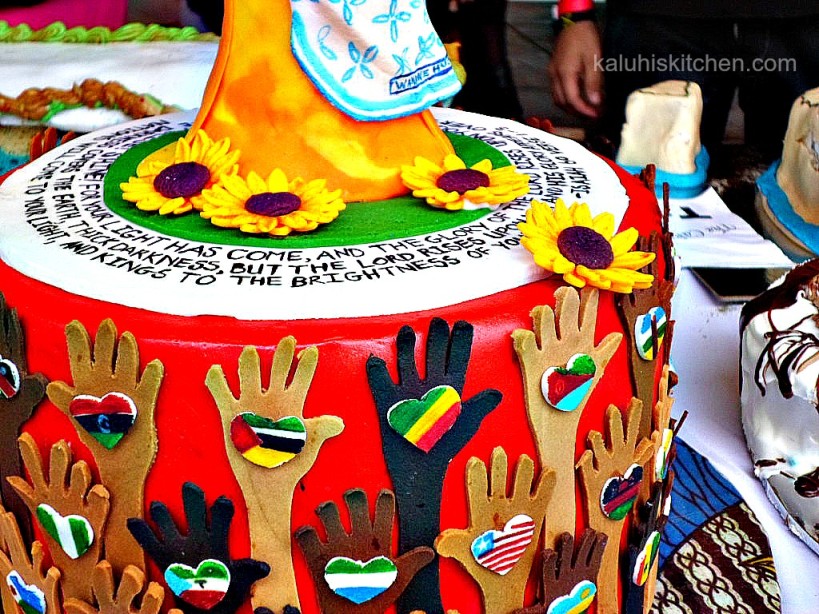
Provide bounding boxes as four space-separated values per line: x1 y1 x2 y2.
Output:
401 154 529 211
519 199 655 293
199 169 345 236
120 130 240 215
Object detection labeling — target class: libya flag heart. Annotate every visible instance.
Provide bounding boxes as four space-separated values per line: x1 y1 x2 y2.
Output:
387 384 461 452
6 571 46 614
323 556 398 604
230 413 306 468
165 559 231 610
36 504 94 560
69 391 137 449
0 355 20 399
541 353 596 412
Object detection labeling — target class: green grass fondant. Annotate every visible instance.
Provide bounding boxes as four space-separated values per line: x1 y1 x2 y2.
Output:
103 131 510 248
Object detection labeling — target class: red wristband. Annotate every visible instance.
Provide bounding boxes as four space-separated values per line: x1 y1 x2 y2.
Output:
558 0 594 15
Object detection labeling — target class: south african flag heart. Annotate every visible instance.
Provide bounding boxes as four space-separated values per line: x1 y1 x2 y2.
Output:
230 413 306 468
387 385 461 452
165 559 230 610
323 556 398 604
0 355 21 399
36 504 94 560
69 391 137 449
541 354 596 412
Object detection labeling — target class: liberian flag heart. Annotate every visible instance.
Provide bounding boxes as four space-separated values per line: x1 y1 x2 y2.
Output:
387 385 461 452
632 530 661 586
35 504 94 560
230 413 306 468
165 559 231 610
69 392 137 449
635 307 667 360
541 354 596 412
6 571 46 614
323 556 398 604
0 356 21 399
470 514 535 575
600 464 643 521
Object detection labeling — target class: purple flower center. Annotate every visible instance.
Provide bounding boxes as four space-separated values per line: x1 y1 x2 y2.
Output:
557 226 614 269
436 168 490 193
245 192 302 217
153 162 210 199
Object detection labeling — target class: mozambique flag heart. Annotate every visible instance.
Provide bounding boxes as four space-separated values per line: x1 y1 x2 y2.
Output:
69 391 137 449
36 504 94 559
387 384 461 452
230 413 307 468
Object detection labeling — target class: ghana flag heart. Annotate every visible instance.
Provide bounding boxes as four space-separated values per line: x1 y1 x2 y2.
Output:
386 385 461 452
470 514 535 575
36 504 94 560
165 559 230 610
6 571 46 614
635 307 667 360
230 413 306 468
69 392 137 449
0 356 21 399
632 530 661 586
600 464 643 520
323 555 398 604
548 579 597 614
541 354 595 412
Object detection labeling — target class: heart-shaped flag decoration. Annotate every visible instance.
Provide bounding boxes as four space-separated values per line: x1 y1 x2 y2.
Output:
324 556 398 604
547 579 597 614
655 428 674 481
165 559 231 610
6 570 46 614
471 514 535 575
632 530 661 586
230 413 306 468
635 307 667 360
600 464 643 520
387 385 461 452
35 504 94 560
541 354 596 412
0 355 21 399
69 392 137 449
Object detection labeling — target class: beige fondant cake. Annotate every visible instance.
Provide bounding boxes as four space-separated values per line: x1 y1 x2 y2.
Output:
777 88 819 224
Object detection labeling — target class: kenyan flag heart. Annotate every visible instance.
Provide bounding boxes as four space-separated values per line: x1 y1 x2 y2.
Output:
69 392 137 449
165 559 231 610
6 571 46 614
230 413 306 468
635 306 667 360
540 353 596 412
323 556 398 604
387 385 461 452
0 355 21 399
632 530 661 586
470 514 536 575
36 504 94 560
600 464 643 520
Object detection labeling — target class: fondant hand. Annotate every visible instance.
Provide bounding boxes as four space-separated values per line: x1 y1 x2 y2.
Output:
576 400 653 614
0 292 47 543
511 530 607 614
63 561 165 614
206 338 343 611
366 318 502 614
0 505 61 614
295 489 434 614
127 482 270 614
512 287 621 542
435 448 555 613
8 434 110 602
46 319 164 573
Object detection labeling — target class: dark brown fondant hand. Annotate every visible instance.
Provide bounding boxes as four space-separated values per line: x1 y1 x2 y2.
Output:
63 561 164 614
295 489 433 614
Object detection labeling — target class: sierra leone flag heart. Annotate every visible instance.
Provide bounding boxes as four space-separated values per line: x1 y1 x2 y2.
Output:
387 385 461 452
541 354 596 412
36 504 94 560
6 571 46 614
230 413 306 468
165 559 231 610
635 306 667 360
69 392 137 449
471 514 535 575
600 464 643 521
0 355 21 399
323 556 398 604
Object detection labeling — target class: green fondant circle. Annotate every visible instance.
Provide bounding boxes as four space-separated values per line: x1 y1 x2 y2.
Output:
103 132 510 248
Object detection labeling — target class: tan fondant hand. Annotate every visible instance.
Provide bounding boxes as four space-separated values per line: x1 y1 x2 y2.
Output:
63 561 164 614
46 319 164 573
8 434 109 602
435 448 555 613
206 337 344 611
512 287 621 542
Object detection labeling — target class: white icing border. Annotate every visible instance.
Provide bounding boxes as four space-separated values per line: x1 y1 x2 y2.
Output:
0 107 631 320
